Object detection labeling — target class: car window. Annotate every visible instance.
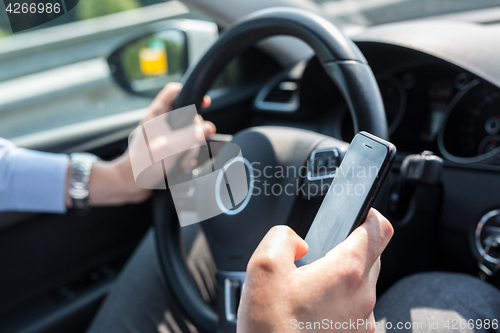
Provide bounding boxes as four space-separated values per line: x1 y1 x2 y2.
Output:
0 0 211 140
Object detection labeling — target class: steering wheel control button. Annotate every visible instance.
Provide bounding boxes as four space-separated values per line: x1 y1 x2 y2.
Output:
475 209 500 265
307 148 340 181
302 148 341 199
128 105 249 227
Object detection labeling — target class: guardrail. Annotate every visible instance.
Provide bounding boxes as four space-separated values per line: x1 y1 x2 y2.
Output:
0 1 190 82
0 1 220 140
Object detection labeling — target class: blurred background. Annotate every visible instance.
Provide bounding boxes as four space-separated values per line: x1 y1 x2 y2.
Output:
2 0 500 141
0 0 212 140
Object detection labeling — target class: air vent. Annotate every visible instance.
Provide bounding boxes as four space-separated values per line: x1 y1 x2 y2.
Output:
264 80 299 103
255 75 300 113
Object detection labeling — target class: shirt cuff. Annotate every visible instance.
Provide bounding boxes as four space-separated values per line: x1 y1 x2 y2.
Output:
9 149 69 213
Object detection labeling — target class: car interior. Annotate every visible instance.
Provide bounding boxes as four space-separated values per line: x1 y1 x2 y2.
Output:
1 0 500 332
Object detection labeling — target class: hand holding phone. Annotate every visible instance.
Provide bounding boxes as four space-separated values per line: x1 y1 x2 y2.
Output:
301 132 396 264
239 209 394 333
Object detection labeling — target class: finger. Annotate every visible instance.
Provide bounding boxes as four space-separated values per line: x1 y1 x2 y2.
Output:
180 146 200 172
364 259 381 319
149 122 205 159
326 209 393 274
202 121 216 139
202 95 211 109
148 82 183 119
367 312 377 333
248 226 308 275
195 115 216 139
367 257 381 290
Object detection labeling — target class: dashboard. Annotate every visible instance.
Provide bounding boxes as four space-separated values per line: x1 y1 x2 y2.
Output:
251 24 500 168
246 20 500 282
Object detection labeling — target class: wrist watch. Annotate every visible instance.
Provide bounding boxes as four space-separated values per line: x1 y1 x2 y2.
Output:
69 152 99 210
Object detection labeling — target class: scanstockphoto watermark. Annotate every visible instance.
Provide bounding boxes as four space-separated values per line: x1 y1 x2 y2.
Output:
248 161 380 200
290 318 499 331
290 318 423 331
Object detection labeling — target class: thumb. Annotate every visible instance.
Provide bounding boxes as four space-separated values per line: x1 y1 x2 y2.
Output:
247 226 308 275
321 209 393 276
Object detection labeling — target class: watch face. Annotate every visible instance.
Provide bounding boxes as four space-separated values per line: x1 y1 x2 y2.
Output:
70 153 98 207
69 187 89 200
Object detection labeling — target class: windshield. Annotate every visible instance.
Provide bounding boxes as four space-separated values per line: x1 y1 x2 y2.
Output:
314 0 500 26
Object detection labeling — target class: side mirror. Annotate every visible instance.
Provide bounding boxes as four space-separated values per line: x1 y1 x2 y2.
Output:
107 20 218 97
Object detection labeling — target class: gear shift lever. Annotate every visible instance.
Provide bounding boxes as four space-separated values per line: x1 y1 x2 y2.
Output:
391 151 443 217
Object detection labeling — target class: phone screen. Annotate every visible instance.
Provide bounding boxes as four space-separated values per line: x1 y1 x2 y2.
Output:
301 134 389 264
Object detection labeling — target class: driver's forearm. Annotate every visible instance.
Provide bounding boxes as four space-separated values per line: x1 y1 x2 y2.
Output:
65 157 150 208
89 161 124 206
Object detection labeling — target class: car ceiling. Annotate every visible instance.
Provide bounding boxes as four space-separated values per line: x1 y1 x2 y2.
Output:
181 0 500 85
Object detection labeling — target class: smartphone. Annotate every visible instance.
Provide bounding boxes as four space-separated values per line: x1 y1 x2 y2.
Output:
301 131 396 264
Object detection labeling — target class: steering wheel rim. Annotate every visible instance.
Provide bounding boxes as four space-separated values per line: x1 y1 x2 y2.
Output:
156 7 388 333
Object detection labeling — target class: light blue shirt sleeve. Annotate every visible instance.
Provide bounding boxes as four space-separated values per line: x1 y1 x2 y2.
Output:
0 138 69 213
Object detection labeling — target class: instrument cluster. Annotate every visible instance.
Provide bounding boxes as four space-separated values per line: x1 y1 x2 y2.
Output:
341 63 500 164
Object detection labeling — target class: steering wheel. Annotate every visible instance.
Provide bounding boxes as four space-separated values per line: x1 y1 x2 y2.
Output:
154 7 388 333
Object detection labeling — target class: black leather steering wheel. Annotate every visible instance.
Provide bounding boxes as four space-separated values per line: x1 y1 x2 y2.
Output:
154 7 388 333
